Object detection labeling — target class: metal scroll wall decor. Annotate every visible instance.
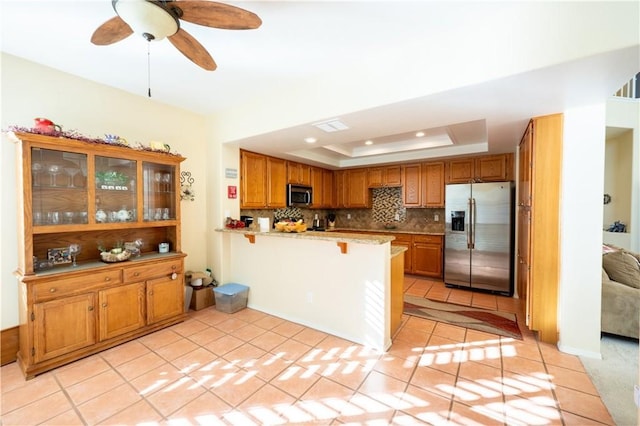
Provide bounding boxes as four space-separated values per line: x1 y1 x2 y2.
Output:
180 171 195 201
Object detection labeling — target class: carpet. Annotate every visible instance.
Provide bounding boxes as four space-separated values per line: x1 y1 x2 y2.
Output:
580 334 638 426
403 295 523 340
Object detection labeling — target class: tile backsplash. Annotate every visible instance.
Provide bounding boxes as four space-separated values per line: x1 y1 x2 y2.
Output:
371 187 406 223
240 185 445 233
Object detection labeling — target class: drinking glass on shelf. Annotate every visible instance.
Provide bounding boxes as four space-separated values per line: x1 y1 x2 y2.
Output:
162 207 170 220
33 211 43 225
32 162 43 186
69 244 81 267
64 167 80 188
162 173 172 192
63 211 75 224
154 172 162 192
48 164 61 186
47 211 60 225
154 208 162 220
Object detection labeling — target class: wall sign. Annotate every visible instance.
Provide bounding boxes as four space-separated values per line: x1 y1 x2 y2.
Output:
228 185 237 199
225 168 238 179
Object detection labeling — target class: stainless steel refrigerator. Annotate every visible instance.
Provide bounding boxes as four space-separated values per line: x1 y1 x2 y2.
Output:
444 181 514 296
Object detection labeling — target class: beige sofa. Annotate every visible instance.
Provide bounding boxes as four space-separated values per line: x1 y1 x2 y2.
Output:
601 245 640 339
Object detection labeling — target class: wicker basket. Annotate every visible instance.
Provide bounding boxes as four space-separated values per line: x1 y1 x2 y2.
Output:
274 222 307 233
100 250 132 263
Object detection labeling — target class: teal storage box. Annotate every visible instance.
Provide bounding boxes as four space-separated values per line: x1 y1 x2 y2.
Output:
213 283 249 313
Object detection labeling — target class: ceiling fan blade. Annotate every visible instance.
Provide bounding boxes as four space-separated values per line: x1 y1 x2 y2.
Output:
90 16 133 45
168 28 217 71
173 0 262 30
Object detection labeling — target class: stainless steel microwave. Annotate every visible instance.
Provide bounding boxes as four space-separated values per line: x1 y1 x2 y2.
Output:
287 184 312 207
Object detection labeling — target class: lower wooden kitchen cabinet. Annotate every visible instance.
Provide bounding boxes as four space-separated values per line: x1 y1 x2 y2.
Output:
364 231 442 278
411 235 443 278
18 255 186 379
390 233 412 273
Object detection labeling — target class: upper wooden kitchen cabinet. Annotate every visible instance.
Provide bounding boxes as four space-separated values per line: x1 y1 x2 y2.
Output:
322 169 334 208
422 162 445 207
333 169 370 208
345 169 370 208
310 167 335 209
402 162 444 208
401 164 422 206
368 165 402 187
287 161 312 186
446 153 514 183
10 131 187 379
240 150 286 209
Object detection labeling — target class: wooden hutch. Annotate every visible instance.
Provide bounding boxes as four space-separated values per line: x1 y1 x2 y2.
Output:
9 131 187 379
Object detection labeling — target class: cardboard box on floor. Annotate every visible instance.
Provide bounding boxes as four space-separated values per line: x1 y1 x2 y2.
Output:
190 286 215 311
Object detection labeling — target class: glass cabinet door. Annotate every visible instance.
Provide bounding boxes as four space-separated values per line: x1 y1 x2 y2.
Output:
143 162 176 221
31 148 88 226
95 156 137 223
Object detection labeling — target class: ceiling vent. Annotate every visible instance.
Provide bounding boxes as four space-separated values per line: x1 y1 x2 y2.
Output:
312 118 349 133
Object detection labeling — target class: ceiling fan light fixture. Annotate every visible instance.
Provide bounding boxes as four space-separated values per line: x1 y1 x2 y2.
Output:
113 0 179 41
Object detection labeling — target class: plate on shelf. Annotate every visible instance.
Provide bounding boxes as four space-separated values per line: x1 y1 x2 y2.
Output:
47 247 71 264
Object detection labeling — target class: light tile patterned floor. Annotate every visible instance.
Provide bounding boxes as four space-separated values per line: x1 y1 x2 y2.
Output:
1 277 614 425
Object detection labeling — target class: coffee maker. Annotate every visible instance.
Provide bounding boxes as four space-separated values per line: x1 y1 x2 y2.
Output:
327 213 336 229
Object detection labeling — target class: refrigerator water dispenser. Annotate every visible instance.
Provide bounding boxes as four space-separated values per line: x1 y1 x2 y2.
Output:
451 211 465 231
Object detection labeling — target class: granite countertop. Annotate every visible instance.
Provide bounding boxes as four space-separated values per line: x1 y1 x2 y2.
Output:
331 227 445 236
216 228 395 245
391 246 408 257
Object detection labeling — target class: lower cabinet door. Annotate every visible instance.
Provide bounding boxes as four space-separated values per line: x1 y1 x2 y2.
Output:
412 242 443 278
99 282 146 341
34 293 96 363
147 275 184 324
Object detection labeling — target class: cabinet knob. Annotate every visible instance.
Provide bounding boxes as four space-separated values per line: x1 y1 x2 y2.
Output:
49 288 56 293
134 272 140 277
105 277 111 281
88 306 94 311
149 291 153 296
102 303 107 308
171 265 176 270
171 272 177 280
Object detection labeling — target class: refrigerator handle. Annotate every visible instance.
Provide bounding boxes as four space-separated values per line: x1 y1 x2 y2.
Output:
470 197 476 249
467 198 473 249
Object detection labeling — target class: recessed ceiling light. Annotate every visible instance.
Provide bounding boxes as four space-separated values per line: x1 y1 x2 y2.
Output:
364 140 373 145
304 137 317 143
415 131 425 137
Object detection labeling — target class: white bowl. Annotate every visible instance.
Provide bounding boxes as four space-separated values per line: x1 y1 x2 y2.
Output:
191 278 203 287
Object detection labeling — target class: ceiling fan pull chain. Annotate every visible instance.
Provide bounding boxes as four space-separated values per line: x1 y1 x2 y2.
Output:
147 41 151 98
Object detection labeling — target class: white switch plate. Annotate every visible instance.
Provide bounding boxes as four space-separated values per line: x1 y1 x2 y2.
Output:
634 384 640 407
347 214 351 219
434 214 439 222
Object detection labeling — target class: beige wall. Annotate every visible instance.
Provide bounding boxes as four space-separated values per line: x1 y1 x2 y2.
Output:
0 53 211 328
604 131 633 230
606 99 640 252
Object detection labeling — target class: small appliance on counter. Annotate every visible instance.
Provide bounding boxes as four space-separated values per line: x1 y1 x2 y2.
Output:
311 214 325 231
327 213 336 229
240 215 254 228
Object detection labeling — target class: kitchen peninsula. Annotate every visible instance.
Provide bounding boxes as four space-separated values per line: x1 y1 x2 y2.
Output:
216 229 406 351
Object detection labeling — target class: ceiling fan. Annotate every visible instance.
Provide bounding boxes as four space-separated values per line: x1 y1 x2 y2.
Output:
90 0 262 71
